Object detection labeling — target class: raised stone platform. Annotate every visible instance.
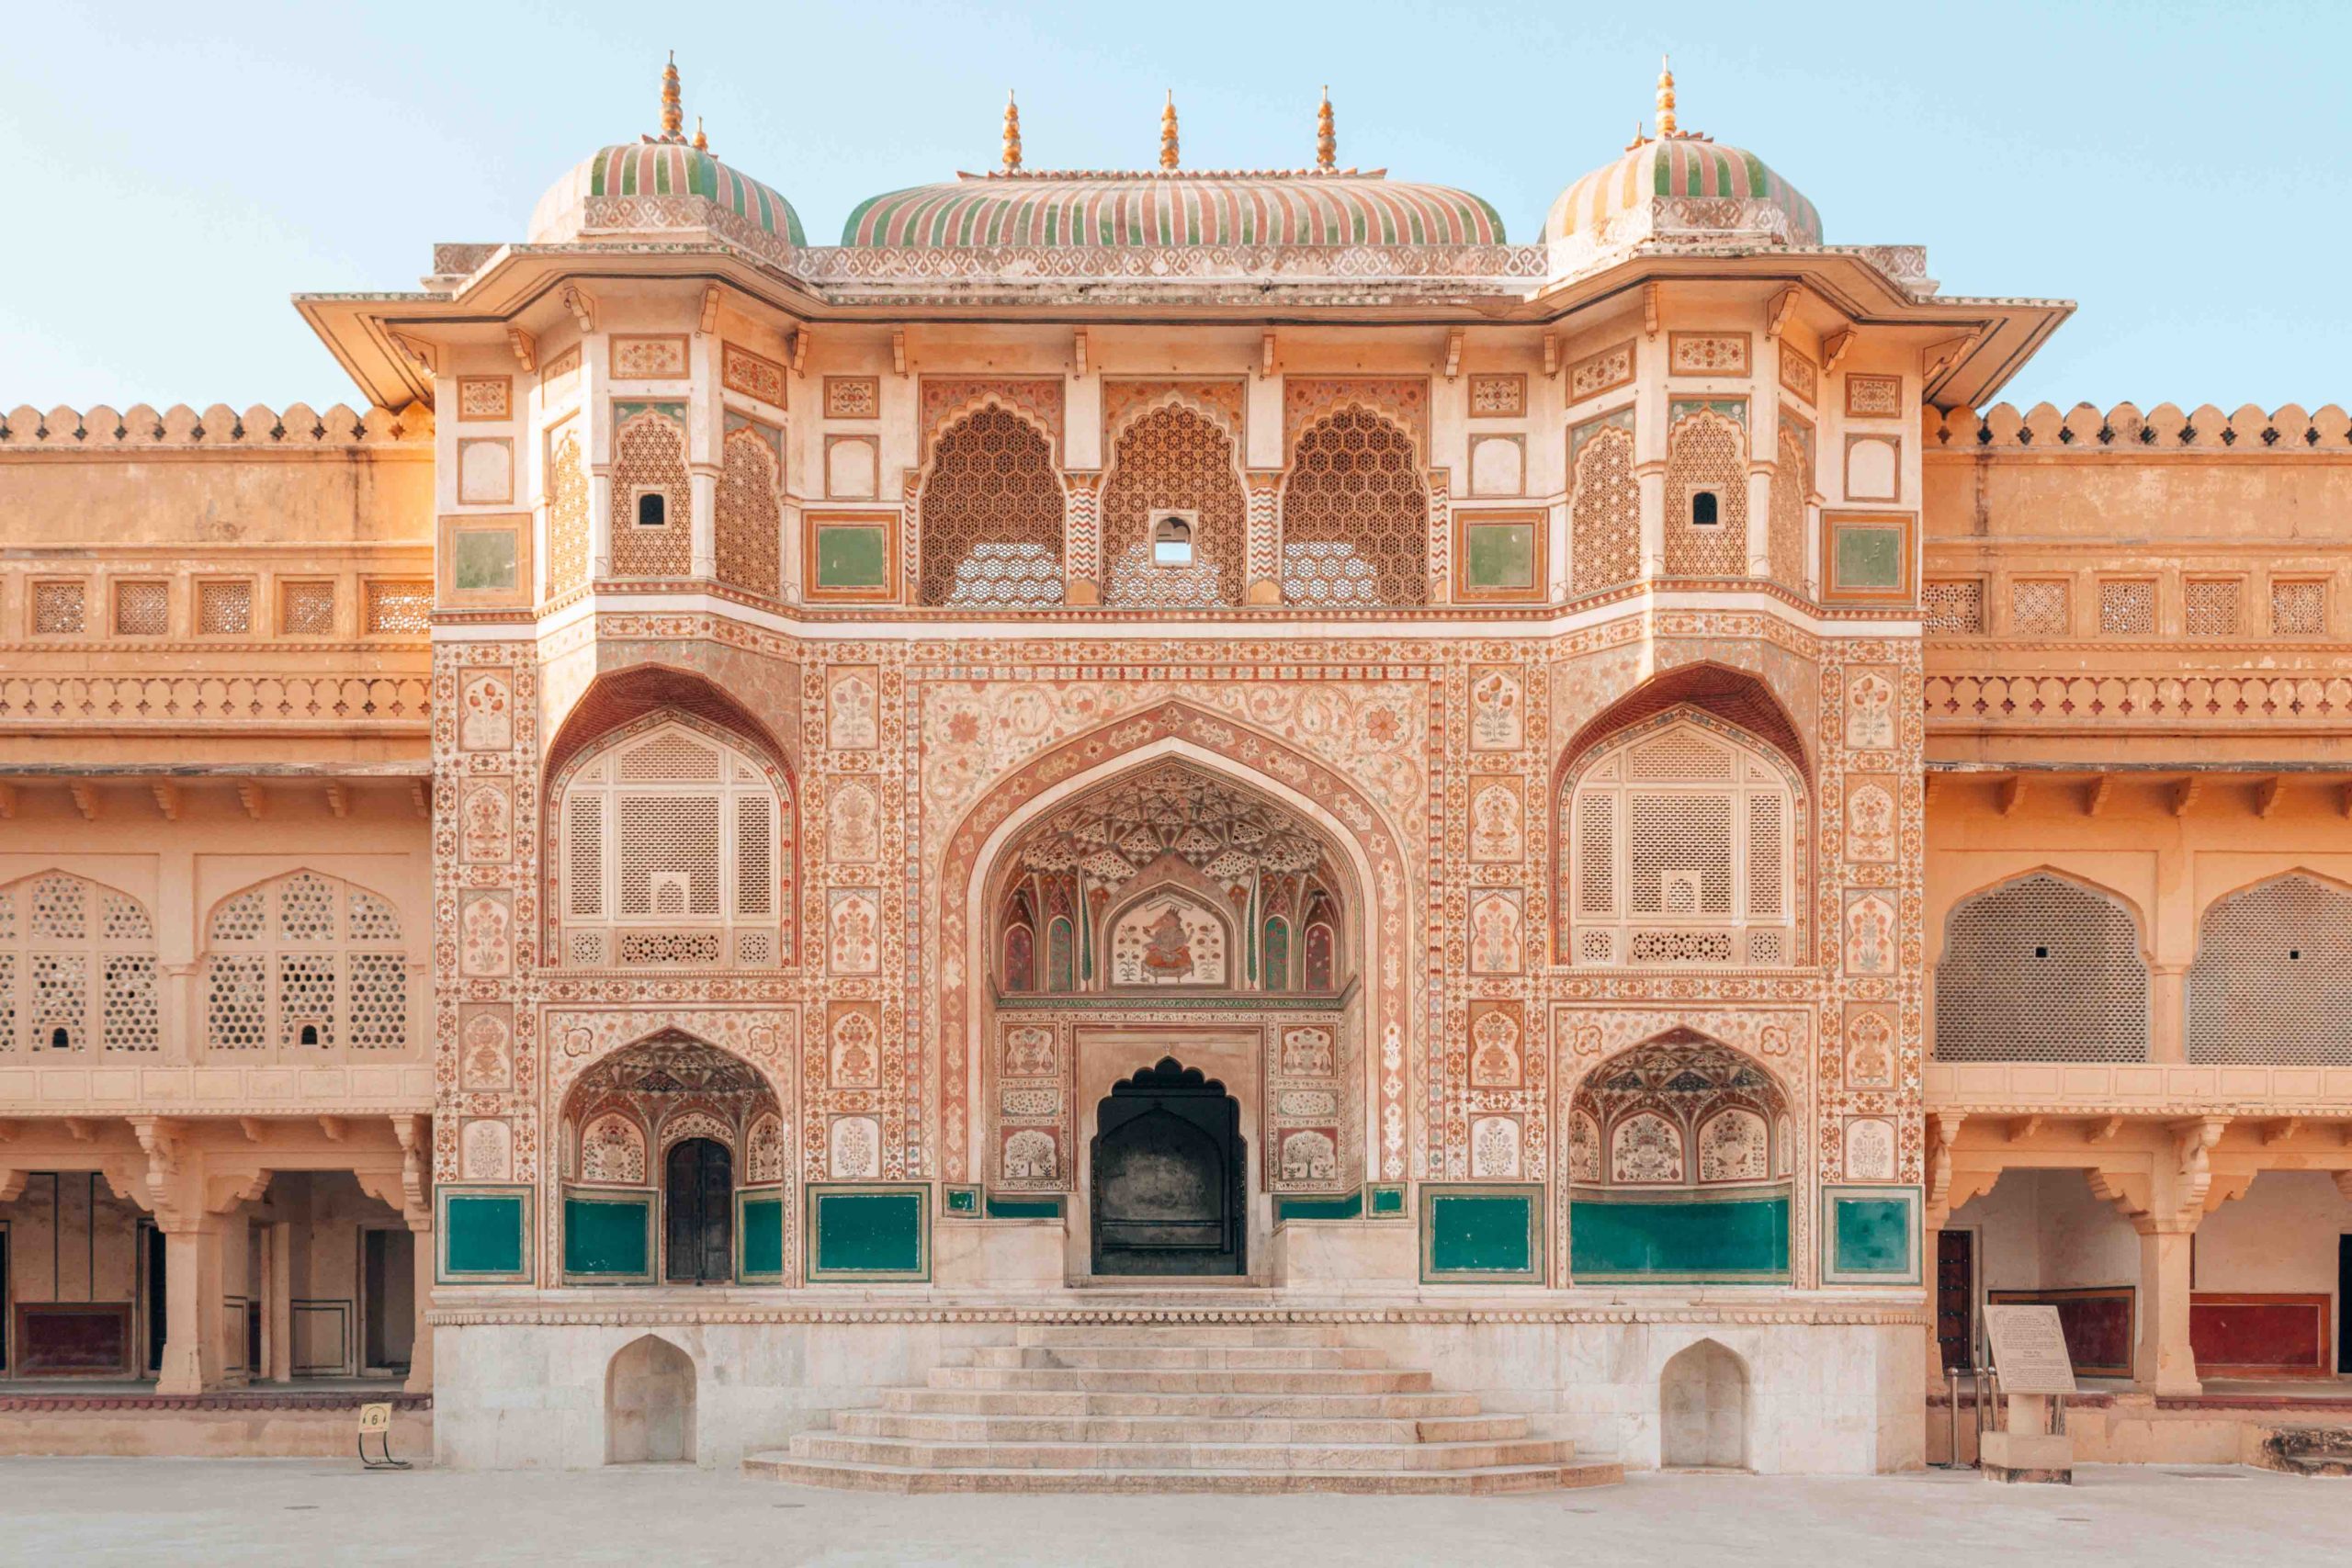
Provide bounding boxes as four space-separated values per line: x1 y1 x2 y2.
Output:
746 1324 1623 1494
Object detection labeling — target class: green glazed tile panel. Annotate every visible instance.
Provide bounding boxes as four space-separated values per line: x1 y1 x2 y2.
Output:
1570 1195 1789 1280
441 1190 528 1280
983 1194 1063 1219
1367 1183 1407 1216
1421 1185 1543 1280
738 1190 786 1281
808 1185 928 1279
814 525 889 589
1464 522 1536 590
562 1191 652 1279
1834 523 1905 590
1274 1190 1364 1223
1833 1197 1912 1274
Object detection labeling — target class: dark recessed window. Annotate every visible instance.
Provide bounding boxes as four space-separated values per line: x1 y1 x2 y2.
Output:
49 1027 69 1049
1691 491 1719 526
2289 949 2302 960
2033 945 2050 959
299 1023 320 1046
636 491 666 528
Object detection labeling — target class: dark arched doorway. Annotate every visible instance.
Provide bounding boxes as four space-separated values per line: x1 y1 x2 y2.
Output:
1091 1058 1245 1276
664 1138 733 1284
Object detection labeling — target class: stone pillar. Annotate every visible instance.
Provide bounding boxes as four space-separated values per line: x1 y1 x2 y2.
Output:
154 1218 228 1396
2133 1223 2201 1396
1745 462 1775 578
2149 964 2188 1064
403 1214 435 1394
1636 460 1668 578
266 1220 294 1383
688 465 718 579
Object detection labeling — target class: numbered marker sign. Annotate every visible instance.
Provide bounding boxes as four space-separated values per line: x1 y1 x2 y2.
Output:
357 1403 393 1434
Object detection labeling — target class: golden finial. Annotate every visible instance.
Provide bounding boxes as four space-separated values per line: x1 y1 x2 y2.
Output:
1655 54 1678 139
693 115 708 153
1160 90 1180 171
661 51 684 141
1002 90 1023 171
1625 118 1649 152
1316 86 1336 172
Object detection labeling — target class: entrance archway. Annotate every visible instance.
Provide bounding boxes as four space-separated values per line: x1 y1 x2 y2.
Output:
1660 1338 1749 1469
1090 1059 1245 1276
663 1138 733 1285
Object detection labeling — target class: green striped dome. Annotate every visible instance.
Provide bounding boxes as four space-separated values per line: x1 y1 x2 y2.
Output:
531 141 806 246
1546 138 1820 247
842 171 1504 249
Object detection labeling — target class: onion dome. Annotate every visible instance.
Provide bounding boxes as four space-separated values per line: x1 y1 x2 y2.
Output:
1544 62 1821 253
842 90 1501 248
529 56 806 247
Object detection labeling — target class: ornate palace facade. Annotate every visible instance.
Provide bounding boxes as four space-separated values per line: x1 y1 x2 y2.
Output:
2 62 2346 1480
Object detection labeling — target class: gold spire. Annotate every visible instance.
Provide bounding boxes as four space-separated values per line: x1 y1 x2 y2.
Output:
1316 86 1336 171
693 115 708 153
661 51 684 141
1654 55 1678 139
1002 90 1023 171
1160 90 1180 170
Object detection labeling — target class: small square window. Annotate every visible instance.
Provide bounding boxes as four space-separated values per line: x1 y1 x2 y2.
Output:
31 580 86 636
363 580 432 634
633 488 668 528
279 581 336 636
1690 491 1720 527
2272 579 2326 637
111 581 169 637
196 580 254 635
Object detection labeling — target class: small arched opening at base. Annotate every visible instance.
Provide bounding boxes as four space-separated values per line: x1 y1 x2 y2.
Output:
1659 1337 1748 1470
605 1334 696 1464
1090 1057 1245 1277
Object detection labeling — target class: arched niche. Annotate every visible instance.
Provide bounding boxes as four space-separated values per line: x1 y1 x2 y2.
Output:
605 1334 696 1464
1566 1031 1792 1284
1660 1338 1749 1469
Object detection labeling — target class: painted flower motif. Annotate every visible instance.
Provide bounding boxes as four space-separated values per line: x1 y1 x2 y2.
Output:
947 711 980 744
1363 706 1401 743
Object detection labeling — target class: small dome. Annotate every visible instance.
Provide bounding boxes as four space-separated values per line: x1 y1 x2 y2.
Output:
1545 136 1820 251
842 170 1504 249
530 141 806 247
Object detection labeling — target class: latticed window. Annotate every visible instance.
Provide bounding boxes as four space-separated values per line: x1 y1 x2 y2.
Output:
609 408 689 578
1665 405 1748 577
32 581 86 636
2271 579 2326 637
1932 873 2147 1061
2188 874 2352 1065
1565 717 1796 968
1922 580 1984 635
918 404 1064 607
1768 423 1811 595
1280 406 1428 607
2098 578 2156 636
112 581 169 636
2010 579 2070 636
559 720 787 969
203 871 411 1056
2183 579 2241 637
0 874 158 1053
1568 413 1637 595
546 419 590 596
196 580 253 635
363 580 432 634
717 422 784 600
1101 405 1247 607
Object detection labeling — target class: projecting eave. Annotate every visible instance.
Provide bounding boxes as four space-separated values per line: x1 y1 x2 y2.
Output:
296 234 2073 413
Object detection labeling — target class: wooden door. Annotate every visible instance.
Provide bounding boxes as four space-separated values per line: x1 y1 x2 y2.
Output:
663 1138 734 1284
1935 1230 1975 1371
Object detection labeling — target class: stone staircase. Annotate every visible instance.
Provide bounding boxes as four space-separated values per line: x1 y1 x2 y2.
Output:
2256 1425 2352 1477
745 1324 1622 1494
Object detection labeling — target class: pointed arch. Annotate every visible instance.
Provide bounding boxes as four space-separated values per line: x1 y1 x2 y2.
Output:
605 1333 696 1464
1660 1337 1749 1469
2187 869 2352 1064
1100 401 1248 607
1934 869 2148 1062
0 870 159 1055
916 399 1067 607
1279 402 1430 607
198 868 409 1058
936 701 1412 1188
544 672 797 971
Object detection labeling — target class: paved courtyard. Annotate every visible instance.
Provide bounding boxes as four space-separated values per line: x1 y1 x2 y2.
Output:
1 1459 2347 1565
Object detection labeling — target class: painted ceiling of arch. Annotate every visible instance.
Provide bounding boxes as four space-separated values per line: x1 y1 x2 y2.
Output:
1579 1033 1781 1110
1015 761 1330 886
571 1032 770 1102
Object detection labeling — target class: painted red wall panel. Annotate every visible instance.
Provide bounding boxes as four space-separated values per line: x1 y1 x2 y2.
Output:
2190 1293 2331 1377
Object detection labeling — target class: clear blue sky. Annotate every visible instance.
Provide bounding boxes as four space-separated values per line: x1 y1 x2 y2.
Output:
1 0 2338 412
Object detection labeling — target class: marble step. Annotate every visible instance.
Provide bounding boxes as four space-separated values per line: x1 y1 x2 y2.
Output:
787 1432 1573 1472
969 1345 1390 1371
1012 1325 1348 1348
880 1387 1483 1418
838 1410 1532 1444
931 1366 1434 1394
747 1454 1625 1495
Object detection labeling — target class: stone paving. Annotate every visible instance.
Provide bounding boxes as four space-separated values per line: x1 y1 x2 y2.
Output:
4 1458 2351 1564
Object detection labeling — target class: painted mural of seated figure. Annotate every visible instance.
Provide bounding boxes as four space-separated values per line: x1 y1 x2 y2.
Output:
1140 906 1194 979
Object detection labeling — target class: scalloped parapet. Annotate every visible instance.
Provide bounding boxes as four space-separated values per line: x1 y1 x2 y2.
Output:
0 400 434 447
1928 401 2352 451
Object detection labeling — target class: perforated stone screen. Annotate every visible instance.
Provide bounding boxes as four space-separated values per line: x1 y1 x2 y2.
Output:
1933 873 2148 1061
2188 874 2352 1065
919 404 1064 607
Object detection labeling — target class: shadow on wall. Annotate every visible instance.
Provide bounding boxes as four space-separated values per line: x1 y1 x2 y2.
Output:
605 1334 696 1464
1660 1337 1748 1470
